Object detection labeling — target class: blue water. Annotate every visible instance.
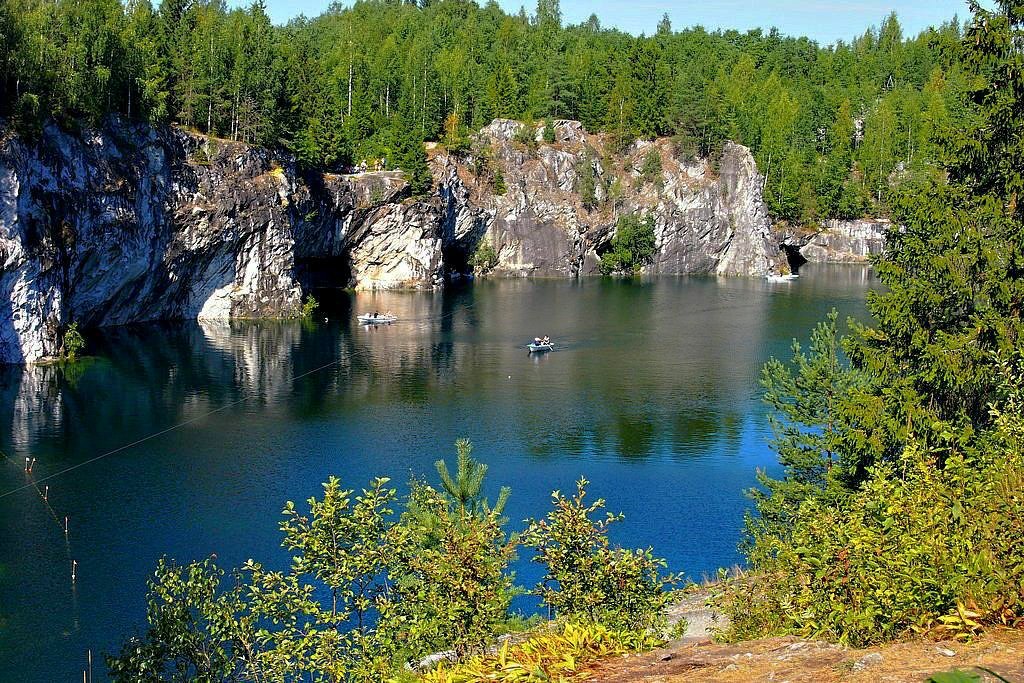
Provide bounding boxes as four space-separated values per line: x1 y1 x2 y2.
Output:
0 265 875 681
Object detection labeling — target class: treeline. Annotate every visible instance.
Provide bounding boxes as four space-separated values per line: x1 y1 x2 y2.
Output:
1 0 967 222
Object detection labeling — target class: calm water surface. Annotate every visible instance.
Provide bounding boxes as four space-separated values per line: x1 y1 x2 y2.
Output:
0 265 875 681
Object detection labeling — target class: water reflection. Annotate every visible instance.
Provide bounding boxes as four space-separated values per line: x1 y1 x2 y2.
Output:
0 266 875 682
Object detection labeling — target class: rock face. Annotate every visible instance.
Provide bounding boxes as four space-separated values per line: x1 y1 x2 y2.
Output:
1 117 781 364
0 120 439 363
437 119 780 278
798 219 888 263
778 218 888 267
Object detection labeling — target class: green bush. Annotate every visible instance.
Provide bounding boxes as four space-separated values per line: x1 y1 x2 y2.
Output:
109 442 518 681
576 155 598 210
639 147 662 185
521 478 678 644
392 482 516 658
599 214 656 275
513 120 537 151
492 168 507 195
62 322 85 362
108 443 683 680
542 117 556 143
469 240 499 274
300 295 318 318
717 381 1024 646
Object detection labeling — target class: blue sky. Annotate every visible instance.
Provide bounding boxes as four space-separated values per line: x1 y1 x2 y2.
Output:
236 0 970 45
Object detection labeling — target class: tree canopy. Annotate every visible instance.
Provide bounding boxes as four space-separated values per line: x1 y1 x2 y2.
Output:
1 0 968 222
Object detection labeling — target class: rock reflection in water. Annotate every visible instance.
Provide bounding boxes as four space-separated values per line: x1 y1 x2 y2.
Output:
0 266 875 683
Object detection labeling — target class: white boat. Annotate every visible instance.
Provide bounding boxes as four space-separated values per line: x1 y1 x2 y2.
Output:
358 313 397 324
765 274 799 282
527 342 553 352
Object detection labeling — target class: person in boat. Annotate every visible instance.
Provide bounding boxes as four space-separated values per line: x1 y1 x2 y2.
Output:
373 311 379 318
534 337 542 345
542 336 550 344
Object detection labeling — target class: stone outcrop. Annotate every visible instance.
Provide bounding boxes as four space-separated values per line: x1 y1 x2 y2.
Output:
0 117 788 364
798 219 888 263
0 120 440 363
437 119 780 278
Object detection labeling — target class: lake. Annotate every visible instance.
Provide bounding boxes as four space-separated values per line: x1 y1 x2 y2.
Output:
0 265 875 681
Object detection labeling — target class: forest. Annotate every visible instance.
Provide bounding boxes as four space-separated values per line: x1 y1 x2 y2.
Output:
0 0 966 223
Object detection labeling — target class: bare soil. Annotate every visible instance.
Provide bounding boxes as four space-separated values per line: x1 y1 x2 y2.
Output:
582 629 1024 682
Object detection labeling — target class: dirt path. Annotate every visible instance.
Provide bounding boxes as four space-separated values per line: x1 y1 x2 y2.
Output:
583 629 1024 682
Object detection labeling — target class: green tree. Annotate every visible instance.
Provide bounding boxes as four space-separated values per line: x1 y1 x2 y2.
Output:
435 438 511 518
750 311 866 534
599 213 656 275
522 478 678 644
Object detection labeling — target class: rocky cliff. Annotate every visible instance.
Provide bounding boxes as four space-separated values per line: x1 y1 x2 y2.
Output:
436 119 779 278
0 120 442 363
0 118 782 364
798 219 888 263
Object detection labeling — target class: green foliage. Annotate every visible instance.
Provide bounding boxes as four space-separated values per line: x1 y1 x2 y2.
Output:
575 154 598 210
927 669 1013 683
521 478 678 643
469 241 500 275
0 1 965 221
513 120 538 151
542 117 556 143
719 386 1024 645
730 1 1024 649
422 621 630 683
300 295 318 319
110 442 684 679
492 169 507 196
106 441 523 680
599 213 656 275
750 310 867 533
107 557 250 682
62 322 85 362
639 146 662 185
393 109 432 196
393 482 517 658
436 439 510 518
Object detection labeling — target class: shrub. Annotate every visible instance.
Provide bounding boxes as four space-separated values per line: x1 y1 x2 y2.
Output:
598 214 656 275
513 120 537 151
469 240 500 274
716 381 1024 646
13 93 42 137
392 482 516 658
575 155 598 210
300 295 318 318
62 322 85 362
109 441 520 681
639 147 662 185
521 478 678 644
422 621 628 682
542 117 556 143
492 168 507 195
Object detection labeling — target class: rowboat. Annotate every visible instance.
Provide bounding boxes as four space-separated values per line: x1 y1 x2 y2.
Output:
765 274 799 282
527 342 553 352
358 313 397 324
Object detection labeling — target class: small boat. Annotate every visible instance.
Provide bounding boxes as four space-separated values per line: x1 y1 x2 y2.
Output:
358 313 397 324
527 342 553 353
765 273 799 282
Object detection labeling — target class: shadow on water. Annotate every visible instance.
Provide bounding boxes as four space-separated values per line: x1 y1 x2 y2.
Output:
0 266 876 682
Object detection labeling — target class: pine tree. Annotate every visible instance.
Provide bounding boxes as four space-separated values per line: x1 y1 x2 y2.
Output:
751 311 866 534
435 439 510 518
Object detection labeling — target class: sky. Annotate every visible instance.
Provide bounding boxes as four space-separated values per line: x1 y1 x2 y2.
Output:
234 0 971 45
